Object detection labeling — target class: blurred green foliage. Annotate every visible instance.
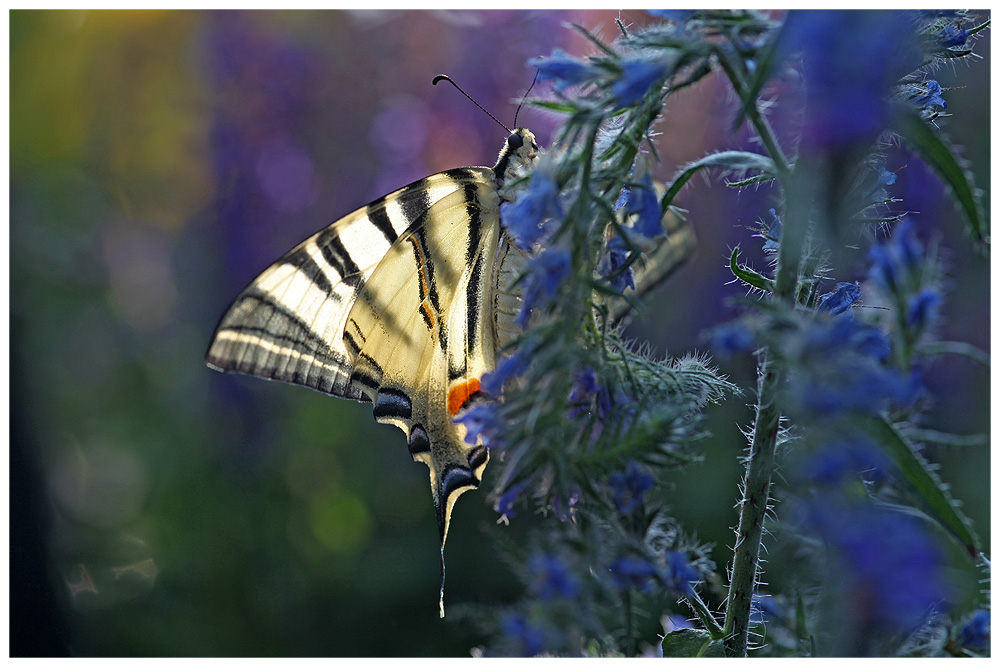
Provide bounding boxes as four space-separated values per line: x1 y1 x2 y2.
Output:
10 9 989 656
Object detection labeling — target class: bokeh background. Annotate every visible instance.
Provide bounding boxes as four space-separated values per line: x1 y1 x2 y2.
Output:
10 9 989 657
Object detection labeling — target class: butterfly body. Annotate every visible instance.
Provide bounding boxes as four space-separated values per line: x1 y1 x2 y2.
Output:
207 129 539 615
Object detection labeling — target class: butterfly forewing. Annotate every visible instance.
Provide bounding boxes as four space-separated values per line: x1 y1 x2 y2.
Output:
206 168 493 400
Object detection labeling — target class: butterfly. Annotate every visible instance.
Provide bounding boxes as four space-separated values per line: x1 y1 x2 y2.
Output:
206 125 694 617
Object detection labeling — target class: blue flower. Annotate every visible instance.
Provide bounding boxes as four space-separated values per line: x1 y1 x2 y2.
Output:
528 48 599 92
956 609 990 650
613 59 668 108
501 613 545 656
938 24 970 49
568 365 617 420
908 79 947 110
598 234 635 292
762 208 782 252
797 363 921 415
495 481 529 520
800 501 951 630
709 321 758 358
868 222 924 293
501 170 563 251
749 593 785 626
661 550 699 597
817 282 861 317
608 556 659 593
621 166 665 242
552 487 581 522
455 401 504 447
516 248 573 326
802 315 891 362
528 554 581 601
907 287 941 328
782 10 922 150
860 165 898 208
798 439 890 487
609 461 655 514
481 348 532 394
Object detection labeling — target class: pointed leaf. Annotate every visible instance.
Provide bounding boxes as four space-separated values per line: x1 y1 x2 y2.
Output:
662 151 777 210
661 628 726 657
893 107 987 247
859 415 982 558
729 246 775 292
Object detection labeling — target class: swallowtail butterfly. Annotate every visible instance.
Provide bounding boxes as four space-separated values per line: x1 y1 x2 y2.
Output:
206 121 693 616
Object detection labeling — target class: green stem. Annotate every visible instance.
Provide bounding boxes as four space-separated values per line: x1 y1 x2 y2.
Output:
722 351 782 655
720 108 809 655
623 588 636 657
715 47 792 177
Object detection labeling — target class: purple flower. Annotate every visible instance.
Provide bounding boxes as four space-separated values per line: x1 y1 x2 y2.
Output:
797 363 921 415
620 163 665 242
938 24 970 49
762 208 782 252
908 79 947 111
516 249 573 326
528 554 581 601
609 556 659 593
661 550 699 597
528 48 599 92
749 593 785 626
798 439 890 487
868 222 924 293
481 348 532 395
454 401 504 447
552 487 581 523
613 59 669 108
860 165 898 208
817 282 862 317
599 234 635 292
783 10 922 150
501 613 545 656
709 321 758 358
501 170 563 251
802 313 891 362
956 609 990 651
801 501 951 630
907 287 941 328
609 461 655 514
495 481 529 520
568 365 617 420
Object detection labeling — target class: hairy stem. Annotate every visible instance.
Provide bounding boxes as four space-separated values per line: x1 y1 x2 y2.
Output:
722 132 809 657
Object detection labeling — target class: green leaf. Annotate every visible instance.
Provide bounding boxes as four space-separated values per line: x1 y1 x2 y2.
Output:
661 151 777 211
727 173 777 188
661 628 726 657
530 100 582 114
729 246 775 292
967 19 991 37
918 340 990 367
859 415 982 558
893 107 987 247
729 31 781 132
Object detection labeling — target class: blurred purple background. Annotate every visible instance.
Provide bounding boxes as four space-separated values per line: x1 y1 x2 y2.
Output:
10 10 989 656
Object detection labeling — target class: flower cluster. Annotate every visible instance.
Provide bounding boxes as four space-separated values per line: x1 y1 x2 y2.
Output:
464 9 987 658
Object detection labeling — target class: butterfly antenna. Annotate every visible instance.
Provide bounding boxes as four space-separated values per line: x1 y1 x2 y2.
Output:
513 69 539 129
433 74 511 134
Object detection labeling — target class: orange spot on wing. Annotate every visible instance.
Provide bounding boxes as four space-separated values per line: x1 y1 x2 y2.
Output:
448 378 481 415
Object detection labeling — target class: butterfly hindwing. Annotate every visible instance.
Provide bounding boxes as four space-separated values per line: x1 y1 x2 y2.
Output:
343 173 500 544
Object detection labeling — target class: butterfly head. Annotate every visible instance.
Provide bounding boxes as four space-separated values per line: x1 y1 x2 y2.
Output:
493 127 539 196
